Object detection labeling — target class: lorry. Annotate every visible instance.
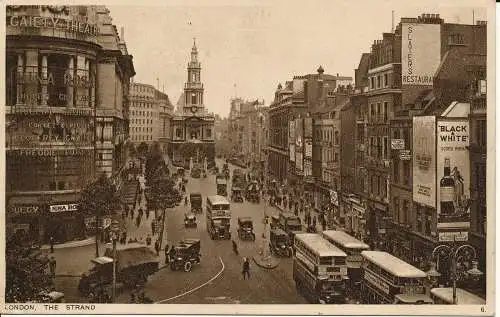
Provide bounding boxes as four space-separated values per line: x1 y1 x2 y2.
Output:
216 175 228 196
78 243 159 296
279 212 303 242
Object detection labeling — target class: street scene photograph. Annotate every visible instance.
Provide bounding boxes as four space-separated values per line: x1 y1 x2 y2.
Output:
2 0 494 314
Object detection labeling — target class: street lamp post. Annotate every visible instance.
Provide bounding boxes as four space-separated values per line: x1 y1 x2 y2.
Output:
427 243 484 304
110 220 120 303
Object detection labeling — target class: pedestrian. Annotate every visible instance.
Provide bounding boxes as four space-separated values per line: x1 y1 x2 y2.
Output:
138 208 144 219
154 239 160 256
321 217 327 231
130 207 135 220
242 257 250 280
129 293 136 303
49 236 55 253
313 215 317 227
146 209 150 220
283 196 287 210
184 196 188 206
151 221 156 236
164 245 170 264
146 235 152 246
49 256 57 278
136 215 141 227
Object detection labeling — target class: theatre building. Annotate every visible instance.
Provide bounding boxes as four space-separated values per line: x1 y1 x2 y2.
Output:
5 5 135 244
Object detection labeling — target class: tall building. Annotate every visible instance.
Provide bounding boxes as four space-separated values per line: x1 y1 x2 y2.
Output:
5 5 135 244
168 40 215 169
129 82 173 146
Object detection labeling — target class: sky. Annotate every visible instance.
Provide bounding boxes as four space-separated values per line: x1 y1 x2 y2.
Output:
107 0 488 118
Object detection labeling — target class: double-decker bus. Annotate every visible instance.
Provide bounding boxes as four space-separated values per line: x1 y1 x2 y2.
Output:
322 230 370 299
360 251 433 304
293 233 348 304
430 288 486 305
206 195 231 240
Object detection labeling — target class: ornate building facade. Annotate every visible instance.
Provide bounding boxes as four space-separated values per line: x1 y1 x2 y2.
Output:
5 5 135 244
168 40 215 169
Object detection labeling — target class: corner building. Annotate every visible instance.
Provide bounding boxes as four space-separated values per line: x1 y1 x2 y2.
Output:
5 5 135 244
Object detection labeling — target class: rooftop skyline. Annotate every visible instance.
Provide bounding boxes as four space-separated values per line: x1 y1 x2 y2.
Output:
108 1 487 118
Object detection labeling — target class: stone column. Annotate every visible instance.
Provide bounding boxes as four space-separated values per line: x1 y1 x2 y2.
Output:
66 56 74 107
16 53 24 105
41 55 48 106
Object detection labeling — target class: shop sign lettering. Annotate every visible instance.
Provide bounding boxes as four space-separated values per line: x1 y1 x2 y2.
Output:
10 205 40 215
8 15 99 36
49 204 78 213
8 148 91 157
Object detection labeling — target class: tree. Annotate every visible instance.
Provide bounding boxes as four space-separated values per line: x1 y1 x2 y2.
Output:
145 142 169 184
137 142 149 158
5 245 52 302
79 173 123 257
145 176 182 250
128 142 137 157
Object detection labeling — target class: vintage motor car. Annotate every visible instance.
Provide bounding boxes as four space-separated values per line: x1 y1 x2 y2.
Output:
190 192 203 213
269 228 293 257
237 217 256 241
184 213 197 228
191 167 201 178
245 181 260 203
231 187 244 203
269 215 280 229
168 239 201 272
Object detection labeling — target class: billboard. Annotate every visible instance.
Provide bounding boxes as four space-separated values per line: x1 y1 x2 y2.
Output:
295 152 303 172
436 119 471 242
304 139 313 158
304 117 313 138
289 121 295 144
289 144 295 162
412 116 436 207
401 23 441 86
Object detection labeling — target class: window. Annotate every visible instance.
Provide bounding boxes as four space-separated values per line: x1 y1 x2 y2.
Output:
370 77 375 89
383 73 388 87
206 128 212 138
393 197 400 223
334 152 339 162
176 128 182 138
383 137 388 159
425 214 432 236
377 75 381 88
402 200 409 225
370 104 375 118
376 103 381 118
383 101 388 122
393 159 400 183
191 93 197 104
377 137 382 158
334 131 339 145
403 161 410 186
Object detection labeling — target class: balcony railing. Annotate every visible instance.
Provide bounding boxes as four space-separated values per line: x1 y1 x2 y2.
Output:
7 66 96 108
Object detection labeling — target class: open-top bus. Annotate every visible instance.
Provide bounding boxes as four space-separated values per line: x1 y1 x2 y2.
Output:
293 233 348 304
430 288 486 305
206 195 231 240
360 251 433 305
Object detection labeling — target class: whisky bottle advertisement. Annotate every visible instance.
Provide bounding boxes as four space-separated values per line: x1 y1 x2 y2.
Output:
436 119 471 242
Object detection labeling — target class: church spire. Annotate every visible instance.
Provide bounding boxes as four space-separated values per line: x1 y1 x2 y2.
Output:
191 37 198 62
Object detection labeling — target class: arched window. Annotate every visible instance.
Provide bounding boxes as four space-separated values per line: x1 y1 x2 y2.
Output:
176 128 182 138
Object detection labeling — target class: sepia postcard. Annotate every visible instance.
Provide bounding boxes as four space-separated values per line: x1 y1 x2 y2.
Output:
0 0 495 315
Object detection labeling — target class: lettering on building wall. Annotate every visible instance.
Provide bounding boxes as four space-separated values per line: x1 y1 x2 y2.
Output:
8 15 99 36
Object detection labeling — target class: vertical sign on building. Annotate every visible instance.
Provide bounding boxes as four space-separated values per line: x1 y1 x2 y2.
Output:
295 118 303 173
289 121 295 162
401 23 441 86
413 116 436 207
303 118 313 179
436 119 471 242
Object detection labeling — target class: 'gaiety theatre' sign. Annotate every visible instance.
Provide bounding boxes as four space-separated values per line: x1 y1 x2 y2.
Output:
7 15 99 37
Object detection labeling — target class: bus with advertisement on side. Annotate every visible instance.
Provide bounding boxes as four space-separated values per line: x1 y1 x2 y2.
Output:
321 230 370 295
430 288 485 305
293 233 348 304
360 251 433 305
206 195 231 240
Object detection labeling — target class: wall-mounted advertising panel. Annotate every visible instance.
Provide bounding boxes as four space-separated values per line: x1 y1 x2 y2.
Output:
436 119 471 242
412 116 436 207
401 23 441 86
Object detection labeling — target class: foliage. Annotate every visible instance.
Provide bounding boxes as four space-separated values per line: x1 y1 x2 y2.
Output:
79 173 123 218
146 177 182 212
5 245 52 302
137 142 149 158
145 142 169 183
128 142 137 157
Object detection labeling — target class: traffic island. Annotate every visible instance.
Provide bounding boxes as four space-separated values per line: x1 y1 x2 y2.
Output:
252 255 279 269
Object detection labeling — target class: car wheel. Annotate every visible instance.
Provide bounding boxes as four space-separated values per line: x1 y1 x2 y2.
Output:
184 261 192 272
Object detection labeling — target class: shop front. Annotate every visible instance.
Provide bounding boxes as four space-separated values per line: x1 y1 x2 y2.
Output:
6 196 44 245
44 201 86 243
366 201 390 250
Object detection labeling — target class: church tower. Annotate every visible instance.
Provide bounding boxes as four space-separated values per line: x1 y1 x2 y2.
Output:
184 38 204 115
